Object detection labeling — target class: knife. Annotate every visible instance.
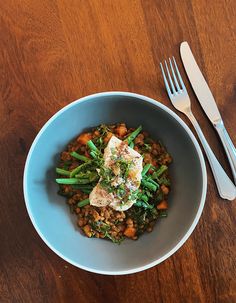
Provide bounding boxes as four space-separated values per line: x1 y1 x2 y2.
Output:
180 41 236 184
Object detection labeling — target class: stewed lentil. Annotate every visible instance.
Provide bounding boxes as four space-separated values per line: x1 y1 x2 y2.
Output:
56 123 172 243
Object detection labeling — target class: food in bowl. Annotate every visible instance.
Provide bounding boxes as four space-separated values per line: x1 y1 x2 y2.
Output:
24 91 207 274
56 123 172 243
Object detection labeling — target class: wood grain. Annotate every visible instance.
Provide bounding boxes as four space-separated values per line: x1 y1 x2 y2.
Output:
0 0 235 302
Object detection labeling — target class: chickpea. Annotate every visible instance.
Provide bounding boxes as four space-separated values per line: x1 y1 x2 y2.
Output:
152 143 159 150
116 124 127 137
111 231 117 237
104 210 110 219
83 225 92 237
152 149 158 156
73 193 83 200
63 185 71 193
134 134 144 145
61 151 71 161
104 132 113 143
78 218 84 227
119 224 126 232
68 198 74 205
152 160 158 167
162 154 172 164
75 208 80 214
144 153 152 163
126 218 133 226
92 210 100 221
161 184 169 195
120 212 126 219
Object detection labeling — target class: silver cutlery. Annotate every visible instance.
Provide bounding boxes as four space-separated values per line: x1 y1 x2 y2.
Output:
180 41 236 184
160 57 236 200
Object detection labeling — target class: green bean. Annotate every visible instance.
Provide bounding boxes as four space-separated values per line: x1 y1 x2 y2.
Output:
153 165 168 178
145 176 159 187
56 168 70 176
155 190 164 202
137 191 149 202
126 125 142 144
90 151 98 159
70 161 91 177
159 177 171 186
70 151 89 162
81 188 92 194
141 179 157 191
129 141 134 149
87 140 100 153
134 200 154 209
75 171 98 182
141 163 152 176
77 198 90 207
140 194 149 202
56 178 90 185
71 185 93 190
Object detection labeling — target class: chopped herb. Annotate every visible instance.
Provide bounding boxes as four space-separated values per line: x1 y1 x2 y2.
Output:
143 143 151 152
90 220 124 244
155 190 164 203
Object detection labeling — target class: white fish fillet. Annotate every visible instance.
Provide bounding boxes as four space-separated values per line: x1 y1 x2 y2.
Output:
89 136 143 211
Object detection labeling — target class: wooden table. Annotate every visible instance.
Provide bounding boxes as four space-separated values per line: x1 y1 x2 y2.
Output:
1 1 235 302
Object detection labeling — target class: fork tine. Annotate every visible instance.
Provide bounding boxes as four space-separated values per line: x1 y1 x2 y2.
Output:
160 63 172 98
173 57 186 90
164 60 176 94
169 58 180 91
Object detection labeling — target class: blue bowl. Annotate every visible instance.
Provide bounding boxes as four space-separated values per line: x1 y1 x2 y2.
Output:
23 92 207 275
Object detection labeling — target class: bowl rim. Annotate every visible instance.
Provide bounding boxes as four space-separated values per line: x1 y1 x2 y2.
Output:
23 91 207 275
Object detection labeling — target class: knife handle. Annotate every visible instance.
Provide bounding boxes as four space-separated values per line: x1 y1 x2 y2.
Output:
187 112 236 200
215 121 236 184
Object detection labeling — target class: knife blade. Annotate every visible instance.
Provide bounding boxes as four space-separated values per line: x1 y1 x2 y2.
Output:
180 41 222 125
180 41 236 184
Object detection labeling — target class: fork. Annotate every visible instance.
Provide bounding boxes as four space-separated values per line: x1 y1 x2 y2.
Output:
160 57 236 200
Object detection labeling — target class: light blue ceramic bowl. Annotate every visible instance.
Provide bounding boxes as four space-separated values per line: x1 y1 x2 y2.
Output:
23 92 207 275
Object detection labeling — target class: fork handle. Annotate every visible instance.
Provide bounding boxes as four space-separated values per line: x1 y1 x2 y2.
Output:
187 111 236 200
214 120 236 184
